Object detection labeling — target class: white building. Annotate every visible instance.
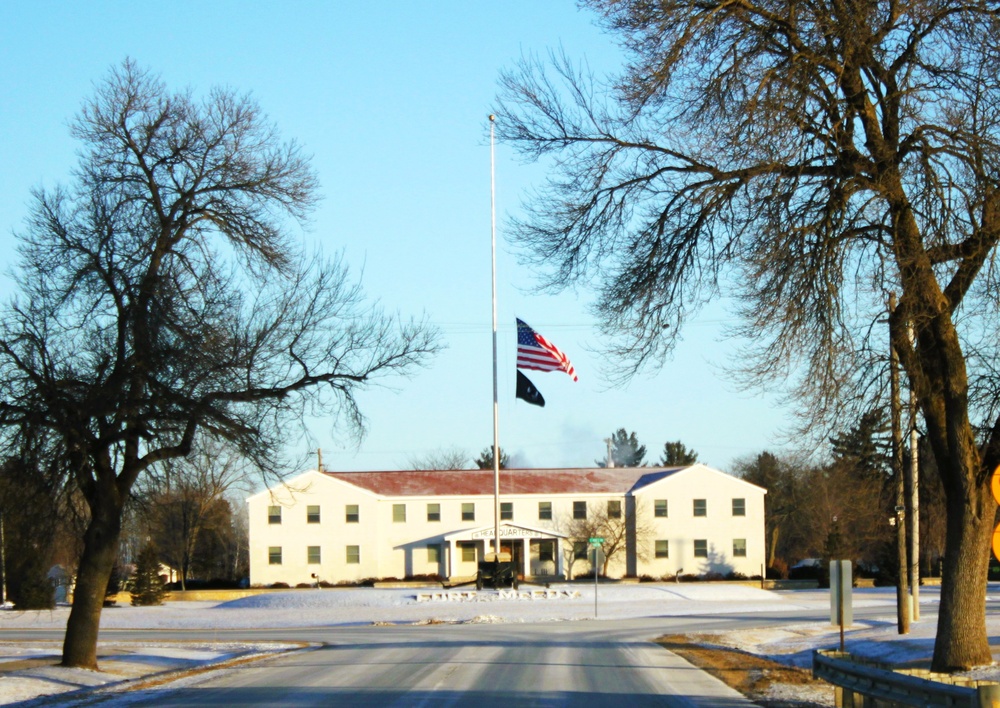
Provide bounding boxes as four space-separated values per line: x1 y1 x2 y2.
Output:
247 464 766 586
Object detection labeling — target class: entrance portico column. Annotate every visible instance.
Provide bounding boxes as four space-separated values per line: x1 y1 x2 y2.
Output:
556 539 564 578
521 537 529 577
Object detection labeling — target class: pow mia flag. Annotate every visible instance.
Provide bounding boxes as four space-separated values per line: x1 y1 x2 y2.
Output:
516 369 545 407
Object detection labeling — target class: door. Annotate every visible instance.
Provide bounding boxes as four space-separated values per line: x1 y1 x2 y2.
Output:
501 541 524 579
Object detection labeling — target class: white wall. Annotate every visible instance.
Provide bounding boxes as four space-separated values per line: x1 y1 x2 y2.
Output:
635 466 766 578
248 466 766 586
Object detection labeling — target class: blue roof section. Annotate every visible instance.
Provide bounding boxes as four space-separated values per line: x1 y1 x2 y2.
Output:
629 468 685 492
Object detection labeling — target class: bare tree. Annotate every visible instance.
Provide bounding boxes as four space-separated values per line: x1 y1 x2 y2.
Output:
138 441 247 590
0 60 438 669
495 0 1000 670
733 452 805 573
561 500 653 577
408 447 471 470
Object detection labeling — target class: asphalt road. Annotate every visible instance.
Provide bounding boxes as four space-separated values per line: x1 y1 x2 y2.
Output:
103 621 758 707
14 601 945 707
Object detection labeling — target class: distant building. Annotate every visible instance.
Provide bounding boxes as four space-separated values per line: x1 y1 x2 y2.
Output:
247 464 766 586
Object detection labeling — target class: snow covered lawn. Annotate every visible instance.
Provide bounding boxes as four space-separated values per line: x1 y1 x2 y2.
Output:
0 583 997 705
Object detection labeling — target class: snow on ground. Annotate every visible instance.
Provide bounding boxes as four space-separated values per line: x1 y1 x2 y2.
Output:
0 583 998 705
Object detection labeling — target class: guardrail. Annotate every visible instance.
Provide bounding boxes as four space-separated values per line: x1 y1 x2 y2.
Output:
813 650 1000 707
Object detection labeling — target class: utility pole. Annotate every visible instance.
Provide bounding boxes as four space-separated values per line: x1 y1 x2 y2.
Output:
0 511 6 605
889 293 910 633
317 448 323 472
907 322 920 620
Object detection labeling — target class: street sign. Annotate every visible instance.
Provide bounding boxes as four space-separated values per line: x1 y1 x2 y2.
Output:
589 537 605 545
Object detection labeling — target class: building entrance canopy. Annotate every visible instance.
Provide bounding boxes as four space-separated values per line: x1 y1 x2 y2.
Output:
442 523 567 579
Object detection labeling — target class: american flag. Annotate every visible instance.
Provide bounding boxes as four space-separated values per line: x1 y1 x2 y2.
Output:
516 318 578 382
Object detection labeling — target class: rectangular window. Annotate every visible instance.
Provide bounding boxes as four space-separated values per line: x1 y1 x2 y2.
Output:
693 499 707 517
427 503 441 522
732 498 746 516
654 499 668 518
573 541 588 560
346 545 360 564
607 500 622 519
459 542 477 563
694 539 708 557
573 501 587 520
427 544 441 564
393 503 406 523
307 546 321 564
307 505 321 524
500 502 513 521
538 540 554 562
655 540 669 558
267 505 281 524
268 546 282 565
733 539 747 557
346 504 359 523
461 503 475 521
538 501 552 520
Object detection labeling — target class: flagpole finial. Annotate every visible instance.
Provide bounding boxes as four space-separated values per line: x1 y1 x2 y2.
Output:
489 114 495 122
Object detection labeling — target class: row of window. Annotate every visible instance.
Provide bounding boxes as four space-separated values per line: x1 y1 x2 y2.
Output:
653 498 746 517
267 542 555 567
267 538 748 567
267 497 748 525
651 538 747 559
269 545 361 565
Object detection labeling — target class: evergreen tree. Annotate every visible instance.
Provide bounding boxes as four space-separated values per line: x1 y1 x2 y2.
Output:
104 561 125 607
829 409 891 480
597 429 647 468
474 447 509 469
130 543 167 606
658 441 698 466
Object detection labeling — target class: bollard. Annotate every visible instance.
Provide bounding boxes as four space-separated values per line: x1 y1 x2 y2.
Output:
976 683 1000 708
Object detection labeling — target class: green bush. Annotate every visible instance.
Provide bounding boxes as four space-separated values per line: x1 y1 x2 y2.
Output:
10 573 55 610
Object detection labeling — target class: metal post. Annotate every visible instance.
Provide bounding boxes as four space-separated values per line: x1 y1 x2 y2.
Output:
593 546 601 618
889 293 910 634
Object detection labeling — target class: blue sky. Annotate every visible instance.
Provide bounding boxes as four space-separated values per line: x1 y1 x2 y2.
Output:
0 2 799 472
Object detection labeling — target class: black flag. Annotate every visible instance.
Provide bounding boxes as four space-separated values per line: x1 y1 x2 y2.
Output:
516 369 545 407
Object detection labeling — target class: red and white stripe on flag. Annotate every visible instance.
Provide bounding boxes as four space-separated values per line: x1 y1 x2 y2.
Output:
516 318 578 381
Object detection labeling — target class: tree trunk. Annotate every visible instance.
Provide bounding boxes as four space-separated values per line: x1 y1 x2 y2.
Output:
62 498 122 669
767 526 780 571
932 478 994 671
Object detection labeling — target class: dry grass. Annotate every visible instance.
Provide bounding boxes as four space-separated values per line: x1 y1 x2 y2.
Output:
656 634 834 707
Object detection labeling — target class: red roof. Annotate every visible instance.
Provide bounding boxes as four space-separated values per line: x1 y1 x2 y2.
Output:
325 467 686 497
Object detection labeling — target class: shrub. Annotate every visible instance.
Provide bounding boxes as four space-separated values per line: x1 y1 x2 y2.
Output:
268 582 290 589
767 559 789 579
10 574 54 610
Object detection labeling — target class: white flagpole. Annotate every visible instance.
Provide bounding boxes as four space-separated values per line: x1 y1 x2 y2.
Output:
490 115 501 559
